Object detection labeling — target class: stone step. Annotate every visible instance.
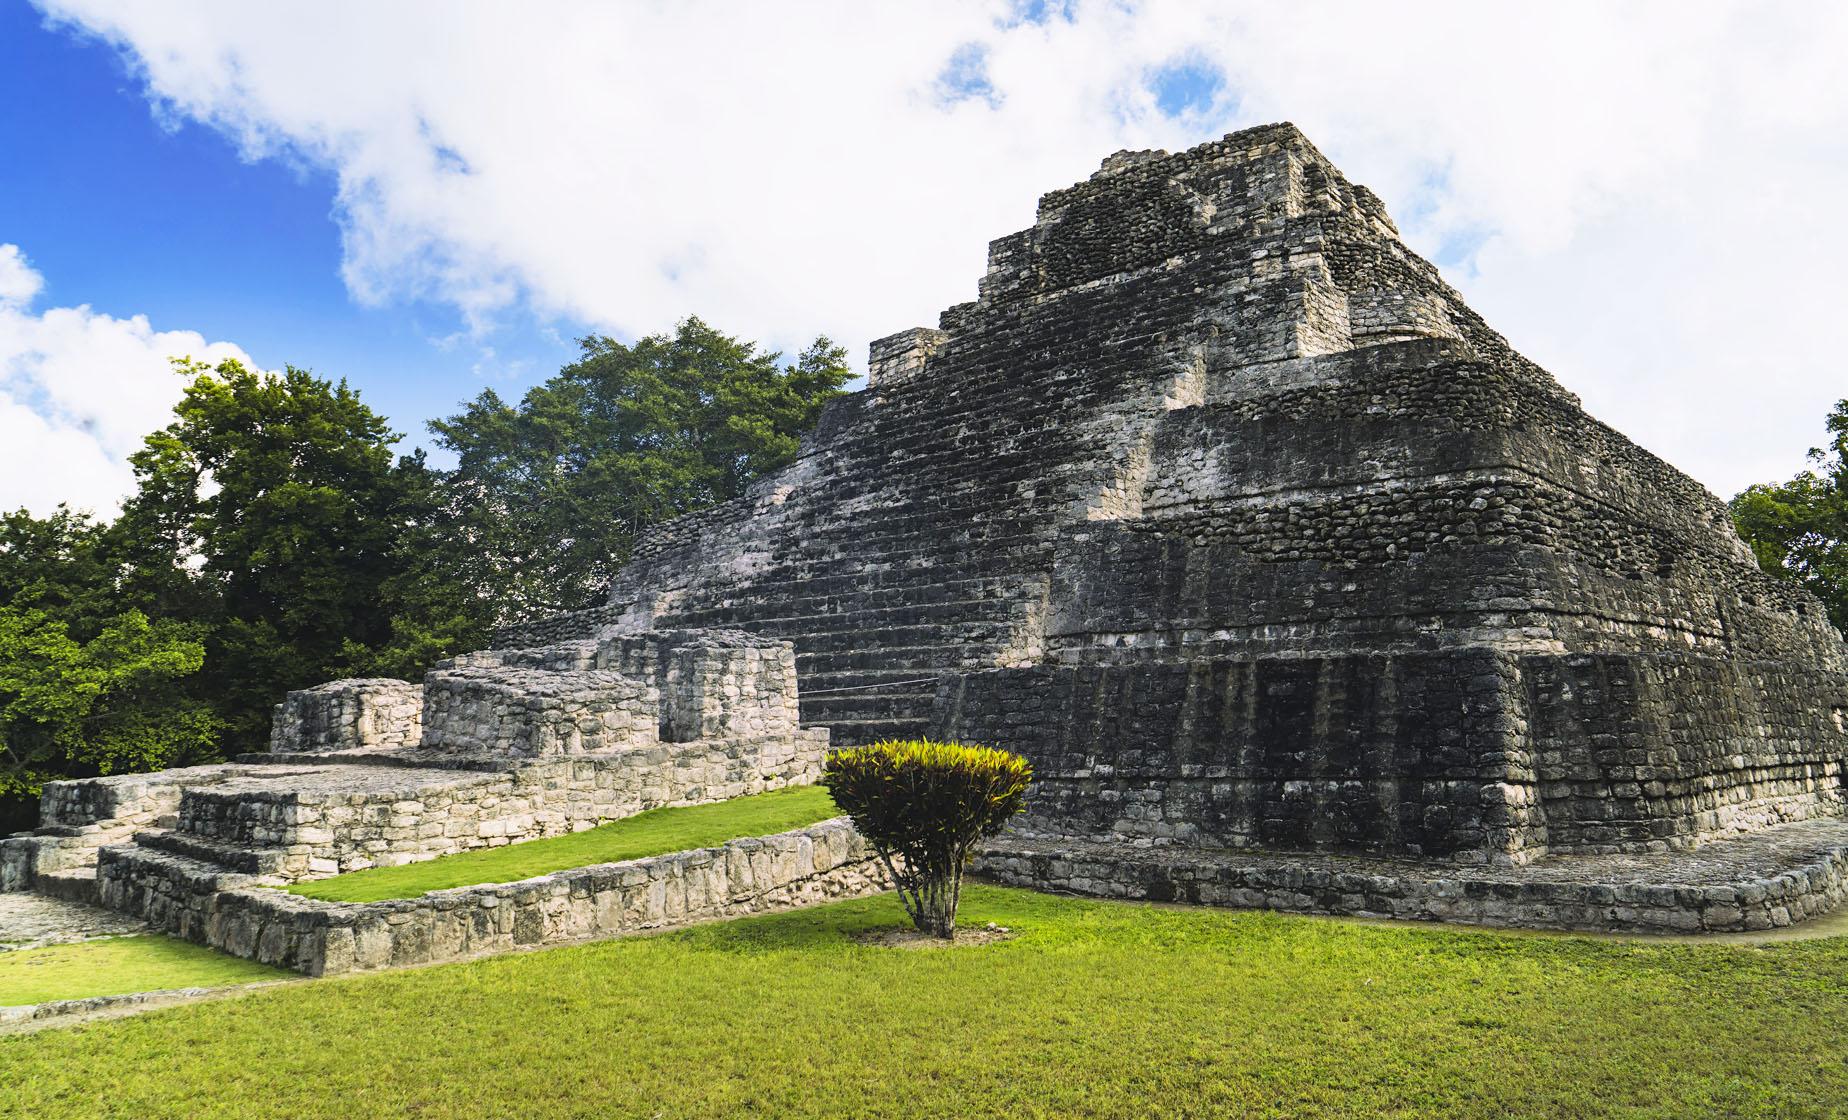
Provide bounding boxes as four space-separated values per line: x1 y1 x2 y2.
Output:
800 690 940 723
35 868 100 906
132 829 291 877
794 657 960 679
657 599 1032 635
803 716 933 746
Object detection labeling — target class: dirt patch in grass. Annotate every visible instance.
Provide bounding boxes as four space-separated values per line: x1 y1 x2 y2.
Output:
852 922 1017 949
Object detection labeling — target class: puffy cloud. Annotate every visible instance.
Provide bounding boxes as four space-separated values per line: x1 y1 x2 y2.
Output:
35 0 1848 495
0 244 256 516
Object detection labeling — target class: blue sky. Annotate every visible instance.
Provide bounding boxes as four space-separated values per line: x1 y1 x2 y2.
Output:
4 2 1847 516
0 0 579 452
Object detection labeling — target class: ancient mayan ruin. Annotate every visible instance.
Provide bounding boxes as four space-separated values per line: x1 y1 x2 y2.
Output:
8 122 1848 963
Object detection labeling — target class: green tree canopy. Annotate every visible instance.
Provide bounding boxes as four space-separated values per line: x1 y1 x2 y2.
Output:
0 606 215 804
0 506 123 639
429 317 851 619
1731 399 1848 633
115 358 484 747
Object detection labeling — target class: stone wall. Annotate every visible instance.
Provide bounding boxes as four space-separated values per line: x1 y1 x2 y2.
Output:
152 738 827 880
1522 654 1848 852
269 679 423 754
933 654 1544 866
427 629 801 754
489 604 631 649
420 668 657 756
978 824 1848 935
934 652 1848 868
97 819 882 975
611 630 801 742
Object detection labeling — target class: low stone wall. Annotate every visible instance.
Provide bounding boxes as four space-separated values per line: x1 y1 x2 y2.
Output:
978 820 1848 934
270 679 423 754
98 819 883 975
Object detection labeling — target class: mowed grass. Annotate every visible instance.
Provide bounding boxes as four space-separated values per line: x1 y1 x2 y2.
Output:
6 885 1848 1119
286 783 841 903
0 937 287 1007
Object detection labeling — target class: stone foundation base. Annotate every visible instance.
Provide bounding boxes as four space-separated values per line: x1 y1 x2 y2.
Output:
975 816 1848 934
98 818 884 975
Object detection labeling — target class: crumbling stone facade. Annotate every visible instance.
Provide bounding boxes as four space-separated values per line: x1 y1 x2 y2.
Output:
489 122 1848 929
269 679 423 754
3 628 839 963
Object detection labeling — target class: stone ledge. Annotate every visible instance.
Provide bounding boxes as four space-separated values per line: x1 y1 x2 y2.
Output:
0 980 299 1035
975 816 1848 934
101 818 885 976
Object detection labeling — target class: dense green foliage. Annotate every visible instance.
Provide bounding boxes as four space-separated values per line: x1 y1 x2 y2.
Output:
0 318 848 829
1732 399 1848 633
429 318 851 616
0 936 285 1006
5 887 1848 1117
823 740 1031 937
286 784 840 903
113 358 490 748
0 607 214 811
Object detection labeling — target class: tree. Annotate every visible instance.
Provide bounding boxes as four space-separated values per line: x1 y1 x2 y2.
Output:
0 506 123 639
0 606 216 807
1732 399 1848 633
822 739 1032 939
429 318 852 620
116 358 479 749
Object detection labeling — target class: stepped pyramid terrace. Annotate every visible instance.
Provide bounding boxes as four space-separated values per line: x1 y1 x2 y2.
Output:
8 123 1848 967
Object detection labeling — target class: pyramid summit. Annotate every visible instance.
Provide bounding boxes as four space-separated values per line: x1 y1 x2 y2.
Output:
9 123 1848 960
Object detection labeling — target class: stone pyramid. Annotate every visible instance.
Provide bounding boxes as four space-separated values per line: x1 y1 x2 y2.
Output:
503 122 1848 929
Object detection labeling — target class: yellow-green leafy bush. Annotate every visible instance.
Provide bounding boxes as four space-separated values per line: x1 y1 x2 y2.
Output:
822 739 1031 938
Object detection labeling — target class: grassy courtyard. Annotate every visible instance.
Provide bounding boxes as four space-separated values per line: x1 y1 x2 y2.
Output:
286 783 842 903
4 884 1847 1118
0 937 286 1007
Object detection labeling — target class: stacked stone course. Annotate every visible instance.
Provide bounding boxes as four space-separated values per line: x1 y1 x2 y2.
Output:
97 819 880 976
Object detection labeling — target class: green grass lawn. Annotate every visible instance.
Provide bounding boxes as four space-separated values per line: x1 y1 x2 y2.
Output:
5 884 1848 1119
0 937 287 1007
286 783 842 903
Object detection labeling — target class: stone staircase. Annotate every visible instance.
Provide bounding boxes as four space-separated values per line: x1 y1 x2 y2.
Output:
0 766 244 904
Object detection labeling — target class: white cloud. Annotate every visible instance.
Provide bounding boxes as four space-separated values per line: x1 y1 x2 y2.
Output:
34 0 1848 496
0 244 256 516
0 245 45 306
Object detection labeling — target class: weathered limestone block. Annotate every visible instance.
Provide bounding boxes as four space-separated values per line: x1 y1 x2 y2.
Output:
420 668 657 757
866 327 948 391
270 679 423 754
611 629 800 742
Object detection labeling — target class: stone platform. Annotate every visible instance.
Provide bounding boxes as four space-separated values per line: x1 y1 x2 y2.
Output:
101 818 881 976
977 816 1848 934
0 893 147 951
